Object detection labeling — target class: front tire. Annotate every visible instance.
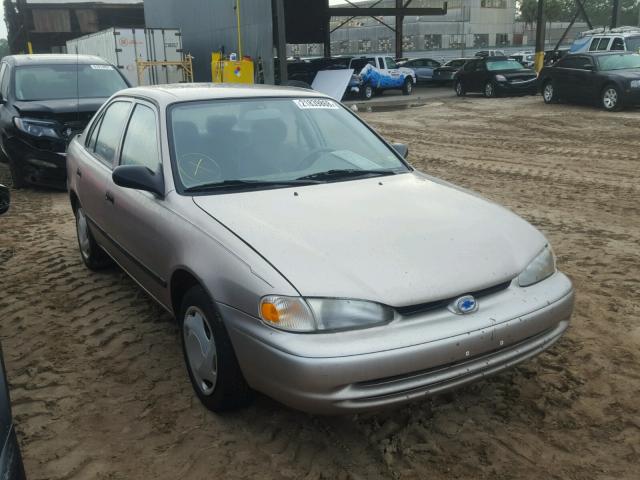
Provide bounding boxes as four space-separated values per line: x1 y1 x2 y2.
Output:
601 85 622 111
484 81 497 98
402 78 413 95
75 206 112 270
542 81 557 104
7 156 26 189
455 79 465 97
180 285 252 412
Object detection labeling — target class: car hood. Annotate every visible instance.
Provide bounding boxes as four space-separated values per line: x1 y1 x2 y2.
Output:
193 173 546 307
13 98 107 122
604 68 640 79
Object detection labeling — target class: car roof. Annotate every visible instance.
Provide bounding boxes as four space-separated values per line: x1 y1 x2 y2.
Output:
118 83 329 105
6 54 113 66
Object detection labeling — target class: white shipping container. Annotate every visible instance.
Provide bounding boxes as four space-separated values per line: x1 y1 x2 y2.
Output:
66 27 184 87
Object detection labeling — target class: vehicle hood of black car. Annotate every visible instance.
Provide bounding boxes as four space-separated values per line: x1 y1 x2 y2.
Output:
13 97 106 119
496 69 537 79
600 68 640 79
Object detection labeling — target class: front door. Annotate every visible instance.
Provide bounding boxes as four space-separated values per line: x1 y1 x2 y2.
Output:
103 101 170 302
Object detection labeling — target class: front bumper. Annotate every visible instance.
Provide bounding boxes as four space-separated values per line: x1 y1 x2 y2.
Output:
223 272 574 414
4 135 68 189
496 79 538 95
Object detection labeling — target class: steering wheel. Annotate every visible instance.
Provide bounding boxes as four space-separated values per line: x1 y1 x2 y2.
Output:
299 147 336 169
178 152 223 185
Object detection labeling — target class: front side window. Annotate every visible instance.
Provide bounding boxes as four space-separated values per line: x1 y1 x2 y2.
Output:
93 101 131 166
486 60 524 71
626 36 640 53
385 57 398 69
120 104 160 172
169 98 409 192
14 63 128 101
597 38 611 51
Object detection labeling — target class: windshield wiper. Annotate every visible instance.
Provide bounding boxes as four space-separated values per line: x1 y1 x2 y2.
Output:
295 169 397 182
184 179 319 193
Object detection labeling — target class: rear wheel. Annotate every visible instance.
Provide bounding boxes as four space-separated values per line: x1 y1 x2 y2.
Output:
180 285 252 412
601 85 622 111
455 80 465 97
361 85 374 100
75 206 112 270
542 81 557 104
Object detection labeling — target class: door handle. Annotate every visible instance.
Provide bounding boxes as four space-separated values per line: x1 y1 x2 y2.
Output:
76 168 81 177
105 191 114 204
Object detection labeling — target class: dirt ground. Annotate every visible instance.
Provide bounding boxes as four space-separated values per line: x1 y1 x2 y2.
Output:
0 94 639 480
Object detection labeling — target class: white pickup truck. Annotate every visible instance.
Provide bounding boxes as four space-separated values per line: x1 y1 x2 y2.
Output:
348 56 417 100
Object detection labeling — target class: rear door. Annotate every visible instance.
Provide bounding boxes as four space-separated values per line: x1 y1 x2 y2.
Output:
103 100 169 300
460 59 478 91
552 56 582 99
76 100 132 242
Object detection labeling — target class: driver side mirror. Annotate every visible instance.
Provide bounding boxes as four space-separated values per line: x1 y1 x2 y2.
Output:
112 165 164 197
392 143 409 159
0 184 10 215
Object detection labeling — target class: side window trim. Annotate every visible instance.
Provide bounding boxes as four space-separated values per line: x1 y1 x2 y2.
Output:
90 100 133 169
0 63 9 98
118 99 162 168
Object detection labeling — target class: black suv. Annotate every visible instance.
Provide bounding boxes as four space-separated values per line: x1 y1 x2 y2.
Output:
0 55 130 189
454 56 538 98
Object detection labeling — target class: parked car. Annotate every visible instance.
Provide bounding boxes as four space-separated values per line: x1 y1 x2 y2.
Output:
454 56 538 97
397 58 441 83
509 51 535 68
432 58 472 84
348 56 416 99
539 51 640 111
0 54 130 189
569 26 640 54
0 185 27 480
475 49 506 58
67 84 574 415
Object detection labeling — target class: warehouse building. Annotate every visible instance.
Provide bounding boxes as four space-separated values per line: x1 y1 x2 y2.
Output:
6 0 145 54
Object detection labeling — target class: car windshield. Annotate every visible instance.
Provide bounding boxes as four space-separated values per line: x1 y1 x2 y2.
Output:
597 53 640 70
447 59 466 68
14 64 128 101
169 97 409 191
486 60 525 71
625 36 640 53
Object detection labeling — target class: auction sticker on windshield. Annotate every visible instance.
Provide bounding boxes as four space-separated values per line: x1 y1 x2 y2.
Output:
293 99 339 109
90 65 114 70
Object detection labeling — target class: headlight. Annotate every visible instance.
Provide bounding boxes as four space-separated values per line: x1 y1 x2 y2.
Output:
260 296 394 332
13 117 60 139
630 80 640 88
518 246 556 287
495 74 507 82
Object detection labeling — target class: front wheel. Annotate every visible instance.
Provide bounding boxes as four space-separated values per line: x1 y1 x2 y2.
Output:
455 80 465 97
402 78 413 95
542 81 557 104
484 81 497 98
601 85 622 111
180 285 252 412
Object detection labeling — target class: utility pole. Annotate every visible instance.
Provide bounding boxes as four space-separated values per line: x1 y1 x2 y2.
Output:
274 0 287 83
534 0 545 73
395 0 404 59
611 0 621 28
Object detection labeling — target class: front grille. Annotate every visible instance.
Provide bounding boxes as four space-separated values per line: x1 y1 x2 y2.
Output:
395 280 512 317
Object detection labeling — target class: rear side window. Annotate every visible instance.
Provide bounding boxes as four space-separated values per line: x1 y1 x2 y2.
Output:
0 63 8 99
93 101 131 167
120 104 160 172
86 114 103 151
464 60 477 72
597 38 611 50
